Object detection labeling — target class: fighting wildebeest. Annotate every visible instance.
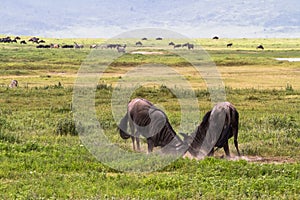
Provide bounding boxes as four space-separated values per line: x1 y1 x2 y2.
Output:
118 98 187 154
256 45 264 50
227 43 233 47
181 102 240 158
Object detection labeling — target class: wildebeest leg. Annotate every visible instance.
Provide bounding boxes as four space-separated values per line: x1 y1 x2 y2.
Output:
147 139 154 153
131 136 136 151
129 119 138 151
134 131 141 151
223 141 230 157
136 136 141 151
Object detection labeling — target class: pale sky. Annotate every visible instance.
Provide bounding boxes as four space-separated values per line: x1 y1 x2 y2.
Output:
1 0 299 38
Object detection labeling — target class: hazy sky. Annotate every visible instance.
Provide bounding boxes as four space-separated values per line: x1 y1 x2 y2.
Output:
1 0 299 38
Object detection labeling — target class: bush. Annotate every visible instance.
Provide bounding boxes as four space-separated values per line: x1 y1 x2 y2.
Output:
55 117 82 136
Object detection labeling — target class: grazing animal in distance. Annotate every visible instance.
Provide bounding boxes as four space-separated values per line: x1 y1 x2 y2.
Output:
118 98 188 154
20 40 27 44
227 43 233 47
156 37 163 40
29 37 39 43
181 102 240 158
135 41 143 46
50 44 60 48
212 36 219 40
168 42 175 46
256 45 264 50
187 43 194 49
173 44 182 48
61 44 74 48
141 37 147 40
90 44 97 48
117 44 126 53
74 42 84 48
9 80 18 88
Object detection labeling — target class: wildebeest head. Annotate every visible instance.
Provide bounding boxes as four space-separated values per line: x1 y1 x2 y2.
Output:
181 102 241 158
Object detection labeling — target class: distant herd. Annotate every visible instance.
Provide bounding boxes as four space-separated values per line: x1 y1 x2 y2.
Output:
0 35 265 51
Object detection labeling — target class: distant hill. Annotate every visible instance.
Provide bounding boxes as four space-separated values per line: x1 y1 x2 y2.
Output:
1 0 299 38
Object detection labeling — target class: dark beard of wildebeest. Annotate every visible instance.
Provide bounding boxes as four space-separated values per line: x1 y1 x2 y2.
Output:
181 102 241 158
118 98 188 155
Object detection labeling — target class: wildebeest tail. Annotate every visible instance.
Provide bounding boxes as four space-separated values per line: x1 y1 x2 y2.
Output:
118 113 131 139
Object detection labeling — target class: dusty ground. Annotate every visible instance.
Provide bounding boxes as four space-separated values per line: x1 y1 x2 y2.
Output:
183 152 298 164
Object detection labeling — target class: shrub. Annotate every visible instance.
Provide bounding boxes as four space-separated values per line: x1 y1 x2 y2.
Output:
55 117 82 136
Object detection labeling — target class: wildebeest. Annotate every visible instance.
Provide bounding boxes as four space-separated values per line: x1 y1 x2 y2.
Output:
173 44 182 48
36 44 50 48
118 98 187 154
0 37 12 43
50 43 60 48
117 44 126 53
156 37 163 40
9 80 18 88
29 37 39 43
168 42 175 46
181 102 240 158
135 41 143 46
20 40 27 44
256 45 264 50
61 44 74 48
187 43 194 50
90 44 97 48
212 36 219 40
74 42 84 49
107 44 118 49
227 43 233 47
182 43 194 49
141 37 147 40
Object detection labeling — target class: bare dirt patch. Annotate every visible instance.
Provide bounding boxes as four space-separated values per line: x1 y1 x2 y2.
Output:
130 51 164 55
183 152 297 164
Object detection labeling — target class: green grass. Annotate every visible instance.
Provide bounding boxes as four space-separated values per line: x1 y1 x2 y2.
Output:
0 38 300 199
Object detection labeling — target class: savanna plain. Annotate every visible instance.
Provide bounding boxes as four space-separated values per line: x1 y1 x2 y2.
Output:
0 36 299 199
